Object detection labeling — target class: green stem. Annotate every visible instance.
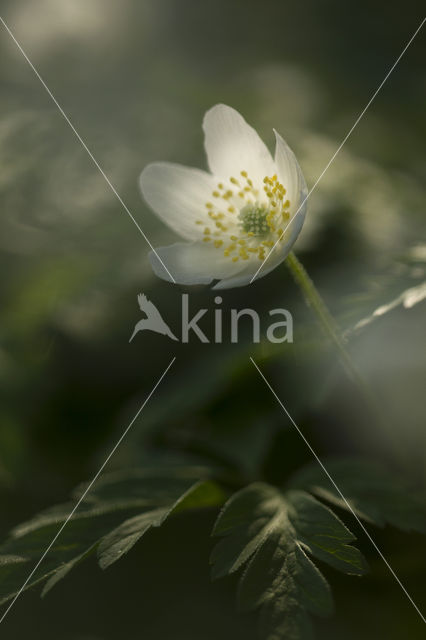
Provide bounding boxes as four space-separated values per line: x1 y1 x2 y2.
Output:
285 251 366 392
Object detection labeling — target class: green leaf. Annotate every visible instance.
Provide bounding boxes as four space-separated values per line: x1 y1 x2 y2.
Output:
41 544 97 597
0 509 127 606
211 483 367 640
98 479 225 569
97 508 168 570
0 467 224 605
289 458 426 532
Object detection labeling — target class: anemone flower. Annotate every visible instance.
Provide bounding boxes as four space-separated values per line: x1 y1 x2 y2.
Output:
140 104 307 289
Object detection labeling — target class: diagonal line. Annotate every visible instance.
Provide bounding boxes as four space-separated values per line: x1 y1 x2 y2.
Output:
250 16 426 283
250 356 426 624
0 15 176 284
0 356 176 625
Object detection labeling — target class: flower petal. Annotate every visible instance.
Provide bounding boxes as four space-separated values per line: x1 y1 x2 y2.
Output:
203 104 275 186
273 129 308 216
140 162 218 241
212 265 255 289
149 242 246 285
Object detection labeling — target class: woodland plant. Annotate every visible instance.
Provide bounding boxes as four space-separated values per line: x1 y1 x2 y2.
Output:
1 106 425 640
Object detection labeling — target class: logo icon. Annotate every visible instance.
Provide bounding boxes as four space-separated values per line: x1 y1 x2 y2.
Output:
129 293 178 342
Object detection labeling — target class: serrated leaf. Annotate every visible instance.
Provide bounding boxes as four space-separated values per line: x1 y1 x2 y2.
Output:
0 555 30 595
98 479 225 569
289 491 368 575
211 483 366 640
0 510 126 606
41 544 97 597
97 508 167 570
0 467 224 604
289 458 426 532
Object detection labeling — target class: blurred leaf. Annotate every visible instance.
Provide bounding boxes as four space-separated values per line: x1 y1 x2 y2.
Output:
0 467 224 605
346 281 426 336
211 483 366 640
136 347 252 440
289 458 426 532
0 257 96 338
182 414 279 480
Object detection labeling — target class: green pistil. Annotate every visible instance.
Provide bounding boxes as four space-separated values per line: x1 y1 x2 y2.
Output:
239 204 269 236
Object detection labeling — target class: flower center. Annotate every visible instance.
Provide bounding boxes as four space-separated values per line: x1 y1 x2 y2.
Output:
239 205 270 236
196 170 292 262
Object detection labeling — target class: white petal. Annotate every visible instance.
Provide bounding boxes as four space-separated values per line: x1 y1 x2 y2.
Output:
149 242 246 285
212 265 254 289
203 104 275 186
140 163 218 241
273 129 308 216
212 245 284 290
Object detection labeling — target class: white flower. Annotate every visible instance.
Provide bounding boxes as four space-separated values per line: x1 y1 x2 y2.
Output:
140 104 307 289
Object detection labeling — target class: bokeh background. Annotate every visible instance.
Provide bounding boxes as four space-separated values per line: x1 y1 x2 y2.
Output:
0 1 425 638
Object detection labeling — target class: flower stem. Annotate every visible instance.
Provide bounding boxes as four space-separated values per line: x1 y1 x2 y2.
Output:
285 251 366 391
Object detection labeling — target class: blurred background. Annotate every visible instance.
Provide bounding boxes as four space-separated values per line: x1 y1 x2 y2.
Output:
0 0 425 638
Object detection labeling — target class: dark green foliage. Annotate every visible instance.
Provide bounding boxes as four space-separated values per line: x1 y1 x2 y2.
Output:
289 458 426 532
0 467 224 605
1 455 425 638
211 483 367 640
